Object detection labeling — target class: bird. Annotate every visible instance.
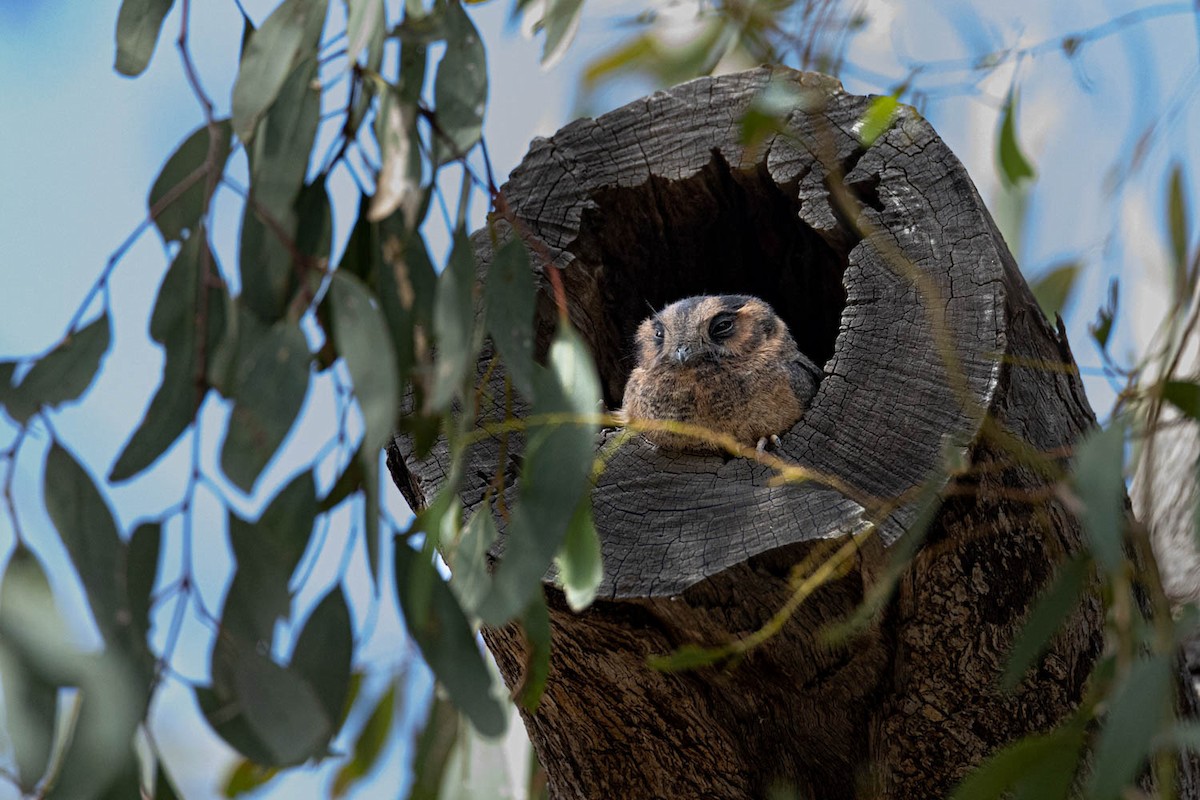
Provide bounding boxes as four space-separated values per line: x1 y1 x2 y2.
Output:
621 294 821 454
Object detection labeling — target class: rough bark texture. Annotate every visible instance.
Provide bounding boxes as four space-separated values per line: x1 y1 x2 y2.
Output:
388 67 1199 799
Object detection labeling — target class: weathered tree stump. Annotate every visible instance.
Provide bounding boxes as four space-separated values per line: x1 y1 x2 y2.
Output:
389 67 1199 799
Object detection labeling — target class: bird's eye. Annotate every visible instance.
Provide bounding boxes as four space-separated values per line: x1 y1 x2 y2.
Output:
709 314 736 339
653 323 664 340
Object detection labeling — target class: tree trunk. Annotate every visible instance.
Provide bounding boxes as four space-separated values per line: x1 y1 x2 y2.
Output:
388 67 1200 799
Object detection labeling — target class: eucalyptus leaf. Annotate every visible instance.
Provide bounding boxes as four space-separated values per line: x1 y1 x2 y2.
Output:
427 228 478 411
406 695 460 800
369 87 421 224
330 271 400 453
997 92 1035 188
114 0 177 76
196 685 278 767
517 597 551 712
231 0 328 143
233 647 333 766
557 498 601 612
1029 260 1080 320
223 760 280 797
1001 555 1089 690
1071 421 1126 576
148 120 233 243
432 1 487 161
484 237 536 398
394 542 506 737
856 94 900 147
1088 655 1173 800
290 587 353 743
451 506 497 617
1164 380 1200 421
1168 163 1190 297
332 683 396 797
219 321 311 493
345 0 384 65
949 720 1084 800
7 313 111 424
539 0 584 68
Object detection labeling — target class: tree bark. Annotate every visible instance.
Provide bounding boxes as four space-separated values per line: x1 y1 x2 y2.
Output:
388 67 1199 799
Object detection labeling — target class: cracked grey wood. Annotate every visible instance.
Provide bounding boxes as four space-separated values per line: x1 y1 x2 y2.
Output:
388 66 1200 799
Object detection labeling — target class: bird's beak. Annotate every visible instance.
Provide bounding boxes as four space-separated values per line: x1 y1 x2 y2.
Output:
673 345 692 364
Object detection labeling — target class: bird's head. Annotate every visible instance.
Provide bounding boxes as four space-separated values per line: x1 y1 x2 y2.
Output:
634 295 786 369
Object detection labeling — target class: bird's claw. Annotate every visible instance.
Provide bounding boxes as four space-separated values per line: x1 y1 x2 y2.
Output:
756 434 781 454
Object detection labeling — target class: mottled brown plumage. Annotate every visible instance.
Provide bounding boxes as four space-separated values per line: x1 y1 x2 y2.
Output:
621 295 821 453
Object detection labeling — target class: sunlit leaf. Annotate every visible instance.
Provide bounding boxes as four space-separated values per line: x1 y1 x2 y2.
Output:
1002 555 1089 690
1071 421 1126 576
222 760 279 797
997 92 1035 188
406 695 459 800
114 0 177 76
231 0 328 143
539 0 584 68
332 683 396 797
856 94 900 147
557 498 601 612
426 228 478 411
582 34 655 90
1029 260 1080 321
148 120 233 243
219 321 310 492
394 542 506 737
432 1 487 161
6 313 111 424
1088 655 1173 800
949 719 1084 800
481 325 601 625
484 237 536 397
330 271 400 453
0 547 60 789
289 587 353 750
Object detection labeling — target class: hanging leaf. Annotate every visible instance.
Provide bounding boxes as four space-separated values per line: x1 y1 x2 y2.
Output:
1002 555 1090 690
345 0 385 65
426 228 479 411
997 92 1035 188
556 498 602 612
114 0 177 76
1071 421 1126 576
219 321 311 493
332 683 396 797
1029 260 1080 321
1164 380 1200 421
232 646 333 766
148 120 233 244
222 760 280 797
330 271 400 453
539 0 584 68
856 94 900 147
481 325 601 625
1167 163 1191 299
231 0 329 143
406 695 460 800
0 547 60 790
196 684 278 767
6 314 111 425
451 506 498 616
394 542 506 737
289 587 353 747
1088 655 1173 800
432 2 487 161
1089 279 1118 351
484 237 536 398
516 597 551 712
369 88 422 224
949 719 1084 800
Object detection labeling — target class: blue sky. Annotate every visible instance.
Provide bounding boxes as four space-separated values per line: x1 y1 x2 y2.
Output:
2 0 1198 798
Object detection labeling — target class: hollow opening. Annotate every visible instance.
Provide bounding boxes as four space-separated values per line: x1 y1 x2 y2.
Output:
564 150 852 408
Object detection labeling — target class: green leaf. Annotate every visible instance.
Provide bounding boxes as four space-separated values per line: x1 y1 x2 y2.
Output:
289 587 353 747
394 542 506 737
481 325 601 625
648 643 727 672
44 443 127 647
1089 279 1118 351
1088 656 1174 800
196 685 278 767
1071 421 1126 575
319 451 364 512
451 506 498 616
1029 260 1080 320
856 94 900 147
539 0 584 67
0 547 60 789
516 597 551 712
222 760 280 797
556 498 601 612
124 523 161 652
1168 163 1190 297
997 92 1035 188
406 697 459 800
345 0 384 65
231 0 328 144
1164 380 1200 420
220 321 311 492
432 1 487 161
1002 556 1089 690
111 233 227 482
148 120 233 243
233 647 333 766
6 314 111 424
330 272 400 453
369 87 422 224
426 228 478 411
484 237 536 398
114 0 177 76
949 720 1084 800
332 683 396 797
